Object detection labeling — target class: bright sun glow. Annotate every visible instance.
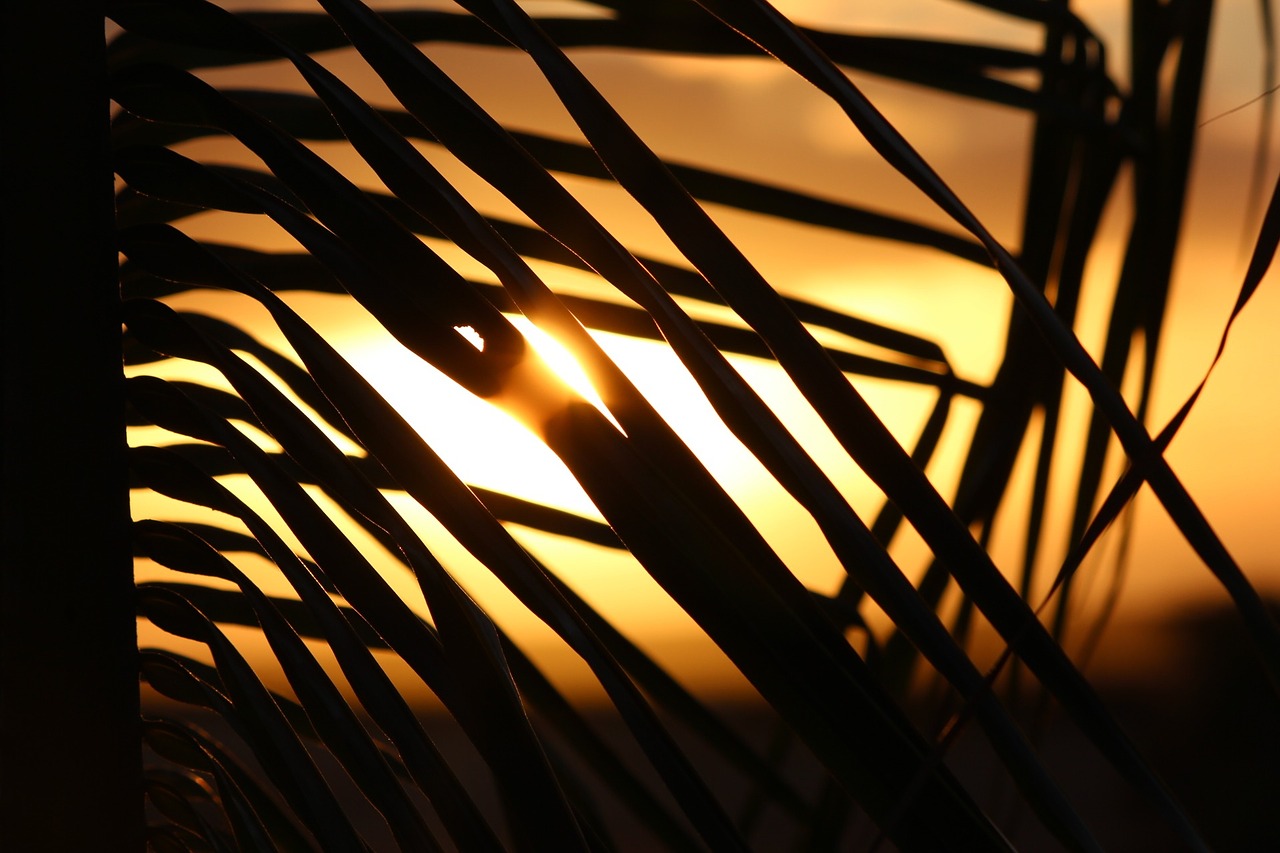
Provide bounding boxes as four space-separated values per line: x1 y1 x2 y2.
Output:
506 316 614 423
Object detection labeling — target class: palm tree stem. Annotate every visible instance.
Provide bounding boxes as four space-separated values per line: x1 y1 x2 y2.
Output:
1 3 141 849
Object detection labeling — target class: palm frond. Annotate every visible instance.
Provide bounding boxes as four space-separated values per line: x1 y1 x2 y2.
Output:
81 0 1280 849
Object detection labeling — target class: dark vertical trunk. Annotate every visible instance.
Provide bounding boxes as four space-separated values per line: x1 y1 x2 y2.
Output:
2 3 141 850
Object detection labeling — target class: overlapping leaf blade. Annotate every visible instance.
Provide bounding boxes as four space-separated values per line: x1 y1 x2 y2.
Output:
106 0 1277 848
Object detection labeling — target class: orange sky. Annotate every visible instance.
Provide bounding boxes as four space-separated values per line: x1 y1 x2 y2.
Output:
130 0 1279 703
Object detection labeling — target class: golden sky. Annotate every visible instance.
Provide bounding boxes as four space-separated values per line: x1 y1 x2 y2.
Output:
129 0 1279 703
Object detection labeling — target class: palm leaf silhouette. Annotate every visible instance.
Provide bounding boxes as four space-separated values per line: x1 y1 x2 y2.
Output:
4 0 1278 848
